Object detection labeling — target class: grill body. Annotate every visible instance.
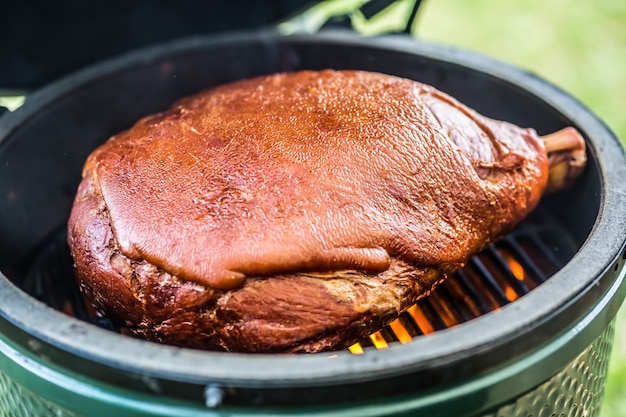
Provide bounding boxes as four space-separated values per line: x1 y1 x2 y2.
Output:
0 313 619 416
0 31 625 416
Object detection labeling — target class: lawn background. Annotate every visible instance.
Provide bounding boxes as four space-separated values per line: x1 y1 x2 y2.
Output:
414 1 626 416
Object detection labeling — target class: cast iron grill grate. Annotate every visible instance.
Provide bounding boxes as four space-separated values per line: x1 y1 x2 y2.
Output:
18 204 578 353
350 205 577 353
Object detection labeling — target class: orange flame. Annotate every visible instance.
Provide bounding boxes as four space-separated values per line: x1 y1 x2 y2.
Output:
347 248 534 354
369 331 389 349
389 318 413 344
406 304 435 334
504 286 519 302
348 343 365 354
505 253 526 281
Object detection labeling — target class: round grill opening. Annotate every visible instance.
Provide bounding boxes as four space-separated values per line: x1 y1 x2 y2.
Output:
0 32 625 416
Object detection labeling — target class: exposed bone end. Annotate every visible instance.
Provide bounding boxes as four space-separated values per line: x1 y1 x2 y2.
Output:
542 127 587 194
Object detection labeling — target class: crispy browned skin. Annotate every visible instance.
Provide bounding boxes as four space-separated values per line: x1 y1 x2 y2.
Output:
68 70 553 352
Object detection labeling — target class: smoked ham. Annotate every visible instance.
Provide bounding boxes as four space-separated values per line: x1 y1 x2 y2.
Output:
67 70 585 352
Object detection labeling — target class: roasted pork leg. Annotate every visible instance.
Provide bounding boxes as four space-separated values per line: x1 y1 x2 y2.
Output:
67 70 586 352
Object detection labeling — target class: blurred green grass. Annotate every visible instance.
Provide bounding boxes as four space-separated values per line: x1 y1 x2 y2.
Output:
414 1 626 416
415 0 626 148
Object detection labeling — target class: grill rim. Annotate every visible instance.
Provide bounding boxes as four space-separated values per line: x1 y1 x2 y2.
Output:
0 29 625 398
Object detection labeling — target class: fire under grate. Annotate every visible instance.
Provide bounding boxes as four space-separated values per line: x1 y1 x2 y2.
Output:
351 205 578 353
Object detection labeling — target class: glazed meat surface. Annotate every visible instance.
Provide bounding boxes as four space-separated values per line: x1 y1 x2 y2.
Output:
67 70 578 352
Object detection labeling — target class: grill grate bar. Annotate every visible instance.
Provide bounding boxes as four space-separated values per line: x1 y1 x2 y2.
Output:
428 291 464 328
421 298 450 331
378 327 398 345
527 232 570 274
405 304 436 334
389 316 418 342
502 239 547 286
436 284 471 322
502 236 550 286
396 313 424 337
453 269 492 315
440 275 482 319
469 257 513 305
486 246 531 295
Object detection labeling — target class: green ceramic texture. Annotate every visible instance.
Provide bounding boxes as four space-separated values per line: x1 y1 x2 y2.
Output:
481 320 615 417
0 370 79 417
